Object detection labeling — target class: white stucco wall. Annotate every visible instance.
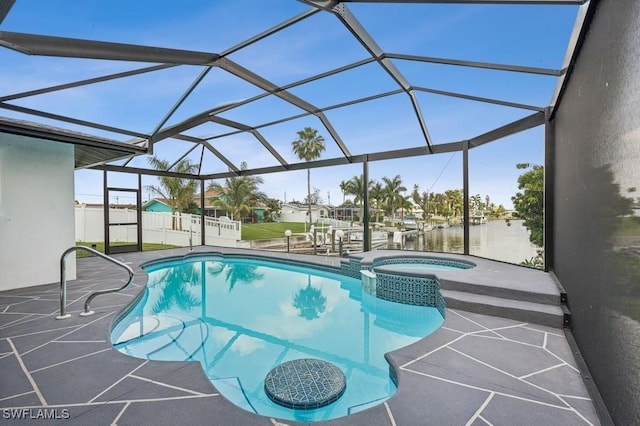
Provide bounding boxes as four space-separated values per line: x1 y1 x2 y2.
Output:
0 134 76 291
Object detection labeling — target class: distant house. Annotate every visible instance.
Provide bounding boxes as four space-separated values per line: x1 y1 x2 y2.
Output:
141 189 226 217
143 189 269 222
279 203 330 223
194 188 227 218
331 203 359 222
251 203 268 223
142 199 173 213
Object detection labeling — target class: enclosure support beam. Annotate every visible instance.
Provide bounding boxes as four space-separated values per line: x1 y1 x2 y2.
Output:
103 170 110 256
201 179 206 246
463 141 470 255
137 174 143 252
324 2 433 152
363 155 371 252
544 108 554 271
0 0 15 24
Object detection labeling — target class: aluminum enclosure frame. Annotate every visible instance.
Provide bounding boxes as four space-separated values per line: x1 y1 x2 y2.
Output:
0 0 594 258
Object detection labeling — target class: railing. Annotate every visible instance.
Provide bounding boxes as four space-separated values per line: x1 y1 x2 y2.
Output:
316 217 354 228
75 207 242 247
56 246 135 320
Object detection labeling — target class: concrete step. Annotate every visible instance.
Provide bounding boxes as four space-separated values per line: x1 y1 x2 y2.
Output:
441 289 565 328
439 277 560 306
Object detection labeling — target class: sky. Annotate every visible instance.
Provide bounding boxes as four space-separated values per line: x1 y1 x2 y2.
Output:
0 1 579 209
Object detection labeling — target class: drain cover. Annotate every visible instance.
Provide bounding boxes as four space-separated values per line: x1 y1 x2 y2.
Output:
264 358 346 409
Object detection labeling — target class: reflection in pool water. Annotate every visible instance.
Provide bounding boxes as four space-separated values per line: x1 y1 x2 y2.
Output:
112 256 444 422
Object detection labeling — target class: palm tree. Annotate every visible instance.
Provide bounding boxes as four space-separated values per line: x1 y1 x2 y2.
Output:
149 264 201 314
444 189 463 218
470 194 482 213
208 162 266 221
339 180 349 204
411 184 429 220
292 276 327 320
433 192 446 216
207 261 265 292
147 157 198 230
370 181 385 222
382 175 406 223
342 175 370 223
399 195 413 220
292 127 326 229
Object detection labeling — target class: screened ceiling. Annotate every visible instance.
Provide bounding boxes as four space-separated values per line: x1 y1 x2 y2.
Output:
0 0 589 180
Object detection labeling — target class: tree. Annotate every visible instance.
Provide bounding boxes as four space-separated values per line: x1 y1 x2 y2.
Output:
412 184 430 220
432 192 446 216
292 277 327 320
445 189 463 218
292 127 326 229
370 181 385 222
339 180 348 204
264 198 282 222
470 194 482 212
149 263 201 313
208 162 266 221
207 261 264 292
304 187 323 205
512 163 544 247
342 175 371 223
147 157 198 230
382 175 406 223
399 194 414 220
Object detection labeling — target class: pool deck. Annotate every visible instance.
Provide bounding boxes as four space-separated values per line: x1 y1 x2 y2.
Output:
0 247 600 425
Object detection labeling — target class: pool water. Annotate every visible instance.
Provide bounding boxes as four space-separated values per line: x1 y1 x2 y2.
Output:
372 258 475 273
378 263 465 271
111 256 444 422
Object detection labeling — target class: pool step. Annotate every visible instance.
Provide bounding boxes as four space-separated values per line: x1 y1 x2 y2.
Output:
210 377 257 414
441 289 565 328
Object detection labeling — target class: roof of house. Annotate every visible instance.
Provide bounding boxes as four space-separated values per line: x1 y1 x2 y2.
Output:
283 203 330 211
194 188 223 208
142 199 172 208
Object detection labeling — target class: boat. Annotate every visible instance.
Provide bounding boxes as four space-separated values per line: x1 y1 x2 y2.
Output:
471 212 488 225
403 215 418 231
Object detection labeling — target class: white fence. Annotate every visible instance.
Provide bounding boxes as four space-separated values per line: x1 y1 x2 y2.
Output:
316 217 354 228
75 207 241 248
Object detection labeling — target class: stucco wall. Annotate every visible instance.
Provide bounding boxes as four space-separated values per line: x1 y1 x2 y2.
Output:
0 134 76 290
552 0 640 423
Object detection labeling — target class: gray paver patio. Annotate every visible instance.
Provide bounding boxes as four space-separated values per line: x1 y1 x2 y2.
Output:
0 247 600 425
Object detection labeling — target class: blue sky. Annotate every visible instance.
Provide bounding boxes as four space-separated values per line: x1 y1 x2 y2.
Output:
0 1 578 209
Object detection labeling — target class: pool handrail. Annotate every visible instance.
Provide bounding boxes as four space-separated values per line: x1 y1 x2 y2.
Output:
57 246 135 320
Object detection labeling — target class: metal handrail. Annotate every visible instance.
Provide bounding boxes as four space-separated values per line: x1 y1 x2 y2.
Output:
56 246 135 320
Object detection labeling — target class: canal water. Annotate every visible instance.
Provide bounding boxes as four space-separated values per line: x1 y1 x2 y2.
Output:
391 219 540 265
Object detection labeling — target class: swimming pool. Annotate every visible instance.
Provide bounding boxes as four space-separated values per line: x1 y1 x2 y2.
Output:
111 255 444 422
372 257 475 272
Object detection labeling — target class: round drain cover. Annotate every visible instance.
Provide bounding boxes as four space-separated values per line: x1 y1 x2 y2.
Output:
264 358 346 409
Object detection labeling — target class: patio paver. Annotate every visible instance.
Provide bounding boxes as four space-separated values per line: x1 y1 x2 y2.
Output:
0 247 600 425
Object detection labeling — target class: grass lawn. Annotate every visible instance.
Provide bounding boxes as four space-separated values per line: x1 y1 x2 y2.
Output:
241 222 308 240
617 216 640 236
75 242 179 258
76 222 311 255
